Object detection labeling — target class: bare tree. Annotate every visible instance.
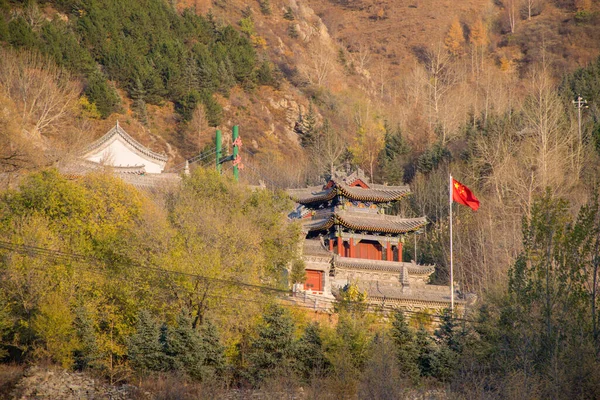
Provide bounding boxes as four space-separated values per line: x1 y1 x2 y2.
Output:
349 39 372 72
522 67 570 190
0 49 79 140
310 120 347 176
422 43 457 142
189 104 209 151
505 0 517 33
304 40 334 87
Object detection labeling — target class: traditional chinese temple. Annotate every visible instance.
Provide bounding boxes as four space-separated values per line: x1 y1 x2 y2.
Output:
288 169 464 314
59 122 182 191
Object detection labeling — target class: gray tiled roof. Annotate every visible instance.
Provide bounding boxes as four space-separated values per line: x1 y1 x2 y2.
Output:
59 159 147 176
334 257 435 275
303 240 333 257
287 180 410 204
299 209 427 234
358 281 465 303
334 210 427 234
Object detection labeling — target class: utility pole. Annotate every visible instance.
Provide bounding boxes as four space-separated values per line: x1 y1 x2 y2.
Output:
573 95 588 144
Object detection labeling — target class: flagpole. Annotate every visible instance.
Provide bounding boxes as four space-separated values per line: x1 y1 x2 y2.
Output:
449 174 454 314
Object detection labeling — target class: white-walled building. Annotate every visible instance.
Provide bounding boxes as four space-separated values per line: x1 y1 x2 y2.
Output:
81 121 168 174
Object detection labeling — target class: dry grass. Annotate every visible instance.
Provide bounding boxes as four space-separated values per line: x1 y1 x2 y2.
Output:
0 364 25 398
130 373 229 400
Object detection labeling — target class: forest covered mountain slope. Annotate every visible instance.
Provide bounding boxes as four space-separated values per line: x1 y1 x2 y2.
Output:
2 1 600 398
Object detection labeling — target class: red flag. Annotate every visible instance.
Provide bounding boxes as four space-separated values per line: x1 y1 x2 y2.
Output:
452 178 480 211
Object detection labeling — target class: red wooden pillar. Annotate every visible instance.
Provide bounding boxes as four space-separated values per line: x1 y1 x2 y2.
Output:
349 237 355 258
329 238 334 252
397 242 403 262
386 241 392 261
337 236 343 256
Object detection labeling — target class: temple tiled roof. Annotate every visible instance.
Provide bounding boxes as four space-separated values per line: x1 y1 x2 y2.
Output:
118 173 182 192
334 257 435 275
288 185 337 204
335 182 410 203
357 281 465 304
57 159 181 191
59 159 147 176
299 210 426 234
334 210 427 234
303 240 333 257
82 122 168 164
287 180 410 205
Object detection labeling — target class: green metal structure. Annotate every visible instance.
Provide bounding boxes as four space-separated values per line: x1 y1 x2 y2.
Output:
215 125 242 181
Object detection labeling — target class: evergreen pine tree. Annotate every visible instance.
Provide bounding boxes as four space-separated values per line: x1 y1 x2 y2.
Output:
295 103 318 147
415 327 438 377
432 309 461 381
248 304 297 384
380 122 411 184
258 0 271 15
163 312 206 381
199 320 225 377
296 322 330 380
73 307 101 371
283 6 295 20
390 310 420 382
287 23 299 39
128 310 168 373
85 71 121 119
131 77 148 125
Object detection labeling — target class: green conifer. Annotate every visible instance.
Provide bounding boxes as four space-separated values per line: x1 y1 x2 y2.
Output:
296 322 330 380
85 71 121 119
163 312 206 380
415 327 438 377
283 6 295 20
287 24 299 39
73 307 101 371
199 320 225 377
131 77 148 125
248 304 297 384
258 0 271 15
128 310 168 373
390 310 420 382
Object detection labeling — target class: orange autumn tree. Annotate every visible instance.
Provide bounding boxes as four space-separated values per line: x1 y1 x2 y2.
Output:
444 19 465 57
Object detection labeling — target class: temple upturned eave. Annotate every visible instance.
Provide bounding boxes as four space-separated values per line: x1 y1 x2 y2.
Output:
300 212 427 235
287 182 411 205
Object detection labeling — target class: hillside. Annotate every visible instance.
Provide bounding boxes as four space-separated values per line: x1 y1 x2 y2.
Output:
1 0 599 182
2 1 600 398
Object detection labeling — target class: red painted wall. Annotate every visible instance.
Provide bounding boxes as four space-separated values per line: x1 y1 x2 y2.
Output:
356 240 383 260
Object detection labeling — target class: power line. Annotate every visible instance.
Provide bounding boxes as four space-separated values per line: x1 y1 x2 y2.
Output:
0 240 475 323
0 240 287 294
171 148 218 172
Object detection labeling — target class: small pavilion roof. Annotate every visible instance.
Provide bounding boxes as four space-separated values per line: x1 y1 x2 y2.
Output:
82 122 168 164
287 170 410 205
288 183 410 204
